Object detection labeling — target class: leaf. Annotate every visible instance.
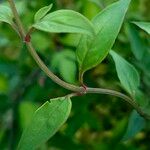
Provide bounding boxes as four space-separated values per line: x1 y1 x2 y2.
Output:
133 21 150 34
34 4 53 22
83 0 100 20
15 1 27 15
17 97 72 150
89 0 105 8
33 10 95 36
126 23 146 60
19 101 38 129
60 34 81 47
59 58 77 84
76 0 131 80
110 50 140 96
0 5 13 25
0 74 9 94
122 110 145 141
51 50 77 84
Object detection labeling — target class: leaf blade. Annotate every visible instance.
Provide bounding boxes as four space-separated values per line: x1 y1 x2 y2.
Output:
51 50 77 84
33 10 95 36
0 5 13 25
133 21 150 34
110 50 140 96
34 4 53 22
17 97 72 150
126 23 146 60
122 110 145 141
76 0 131 80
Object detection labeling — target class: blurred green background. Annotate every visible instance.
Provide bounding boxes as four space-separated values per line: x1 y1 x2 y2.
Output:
0 0 150 149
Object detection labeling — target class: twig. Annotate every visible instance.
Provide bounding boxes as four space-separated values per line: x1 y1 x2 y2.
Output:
8 0 82 92
7 0 150 120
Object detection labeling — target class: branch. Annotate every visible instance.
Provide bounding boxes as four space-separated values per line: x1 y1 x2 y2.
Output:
86 88 150 120
7 0 82 92
7 0 150 120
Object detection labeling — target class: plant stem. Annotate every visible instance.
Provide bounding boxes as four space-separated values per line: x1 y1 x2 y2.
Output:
7 0 150 120
8 0 25 39
86 88 150 120
7 0 82 92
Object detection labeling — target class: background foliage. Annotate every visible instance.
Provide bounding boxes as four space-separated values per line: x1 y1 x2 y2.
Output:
0 0 150 149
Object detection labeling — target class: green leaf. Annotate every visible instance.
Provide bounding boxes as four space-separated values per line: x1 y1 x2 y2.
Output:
59 58 76 84
110 50 140 96
51 50 77 84
89 0 104 8
34 4 53 22
19 101 38 130
126 23 146 60
60 34 81 47
0 5 13 25
133 21 150 34
18 97 72 150
33 10 95 36
122 110 145 141
83 0 100 20
76 0 131 80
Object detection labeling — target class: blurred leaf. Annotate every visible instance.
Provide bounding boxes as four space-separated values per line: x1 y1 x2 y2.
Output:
133 21 150 34
126 23 146 60
18 97 72 150
83 1 100 19
0 1 27 15
0 35 9 46
0 95 10 112
31 32 51 51
34 4 53 22
122 110 145 141
60 34 81 47
51 50 77 84
111 118 127 141
15 1 27 15
33 10 95 36
0 60 18 75
0 128 6 142
59 58 76 84
0 5 13 25
110 50 140 96
89 0 104 8
76 0 131 81
0 74 8 94
19 101 38 129
134 90 148 107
